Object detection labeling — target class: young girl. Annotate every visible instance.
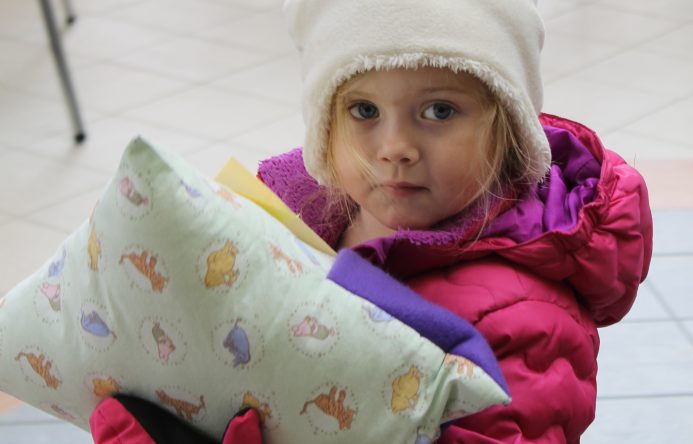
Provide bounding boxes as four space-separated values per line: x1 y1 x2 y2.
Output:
257 0 652 442
91 0 652 442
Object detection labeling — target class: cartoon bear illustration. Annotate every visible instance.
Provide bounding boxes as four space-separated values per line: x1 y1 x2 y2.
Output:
41 282 61 312
241 392 272 425
48 249 66 278
204 241 239 288
443 354 477 378
88 225 101 271
364 305 394 323
291 315 335 340
152 321 176 363
119 177 149 207
91 376 121 397
81 310 116 339
300 386 356 431
223 321 250 367
180 180 202 199
391 366 422 413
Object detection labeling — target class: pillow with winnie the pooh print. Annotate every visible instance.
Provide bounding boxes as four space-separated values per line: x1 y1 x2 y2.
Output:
0 137 510 444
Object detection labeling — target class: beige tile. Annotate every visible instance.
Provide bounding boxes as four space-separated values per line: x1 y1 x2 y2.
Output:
572 49 693 97
542 31 624 82
196 10 296 55
7 61 189 113
0 392 21 414
538 0 585 20
624 97 693 146
0 220 70 295
601 131 693 162
52 16 172 61
543 77 672 134
0 88 100 148
6 13 172 61
26 189 103 233
215 0 284 12
107 0 254 34
72 0 147 16
115 36 272 83
55 62 188 113
631 160 693 210
27 116 213 173
0 150 107 215
0 143 13 154
210 56 302 106
0 213 12 226
599 0 693 21
0 0 48 42
124 86 294 140
644 23 693 61
545 4 682 47
229 114 304 154
0 39 96 100
70 0 145 15
184 142 266 177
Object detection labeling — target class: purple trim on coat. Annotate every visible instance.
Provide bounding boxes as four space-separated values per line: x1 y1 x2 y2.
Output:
327 248 510 394
482 126 601 241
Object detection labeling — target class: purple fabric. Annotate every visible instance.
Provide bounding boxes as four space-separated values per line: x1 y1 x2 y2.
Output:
258 125 602 250
483 126 601 241
327 248 510 394
258 149 349 248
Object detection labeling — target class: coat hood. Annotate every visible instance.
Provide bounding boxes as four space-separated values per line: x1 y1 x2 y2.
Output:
258 114 652 326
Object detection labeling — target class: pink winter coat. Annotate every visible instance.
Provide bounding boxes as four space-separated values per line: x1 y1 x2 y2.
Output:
257 114 653 443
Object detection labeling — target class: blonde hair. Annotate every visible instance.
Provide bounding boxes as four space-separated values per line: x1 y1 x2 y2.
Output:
324 69 533 231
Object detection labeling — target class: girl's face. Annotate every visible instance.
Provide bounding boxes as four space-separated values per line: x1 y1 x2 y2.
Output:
331 67 492 234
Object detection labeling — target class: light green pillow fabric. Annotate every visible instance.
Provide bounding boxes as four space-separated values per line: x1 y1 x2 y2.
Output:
0 138 509 443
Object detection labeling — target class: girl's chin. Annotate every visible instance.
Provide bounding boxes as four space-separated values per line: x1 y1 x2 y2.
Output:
379 217 432 232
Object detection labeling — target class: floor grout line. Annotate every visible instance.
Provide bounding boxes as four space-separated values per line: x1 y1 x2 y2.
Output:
598 392 693 401
645 280 693 345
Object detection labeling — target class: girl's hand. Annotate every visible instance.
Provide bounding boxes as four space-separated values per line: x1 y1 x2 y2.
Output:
90 395 262 444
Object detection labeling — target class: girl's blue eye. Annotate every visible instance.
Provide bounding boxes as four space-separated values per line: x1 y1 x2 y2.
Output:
349 102 379 120
423 103 455 121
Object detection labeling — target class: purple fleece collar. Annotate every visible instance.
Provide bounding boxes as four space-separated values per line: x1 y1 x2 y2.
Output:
328 248 510 394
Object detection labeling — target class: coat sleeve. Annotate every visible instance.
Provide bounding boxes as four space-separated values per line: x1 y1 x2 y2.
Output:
438 298 599 444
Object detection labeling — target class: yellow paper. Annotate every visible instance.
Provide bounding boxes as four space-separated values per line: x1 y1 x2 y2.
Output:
214 157 336 257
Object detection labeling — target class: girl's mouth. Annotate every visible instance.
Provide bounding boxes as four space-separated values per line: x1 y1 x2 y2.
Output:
381 181 426 197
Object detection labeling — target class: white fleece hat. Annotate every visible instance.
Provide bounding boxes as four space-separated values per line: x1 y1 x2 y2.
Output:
284 0 550 186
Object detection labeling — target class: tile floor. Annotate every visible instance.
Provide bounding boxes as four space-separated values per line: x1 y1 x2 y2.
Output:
1 0 692 442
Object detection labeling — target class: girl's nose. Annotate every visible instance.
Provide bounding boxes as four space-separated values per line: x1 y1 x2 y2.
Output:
377 120 420 165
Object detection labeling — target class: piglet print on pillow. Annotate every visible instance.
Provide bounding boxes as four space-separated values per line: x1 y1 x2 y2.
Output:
0 137 510 444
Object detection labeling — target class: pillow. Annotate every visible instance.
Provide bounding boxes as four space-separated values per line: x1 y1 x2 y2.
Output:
0 137 510 443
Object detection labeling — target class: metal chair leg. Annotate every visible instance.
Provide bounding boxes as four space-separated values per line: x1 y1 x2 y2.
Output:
62 0 76 25
38 0 86 143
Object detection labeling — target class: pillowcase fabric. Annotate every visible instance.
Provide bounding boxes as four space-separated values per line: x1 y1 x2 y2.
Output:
0 137 510 443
